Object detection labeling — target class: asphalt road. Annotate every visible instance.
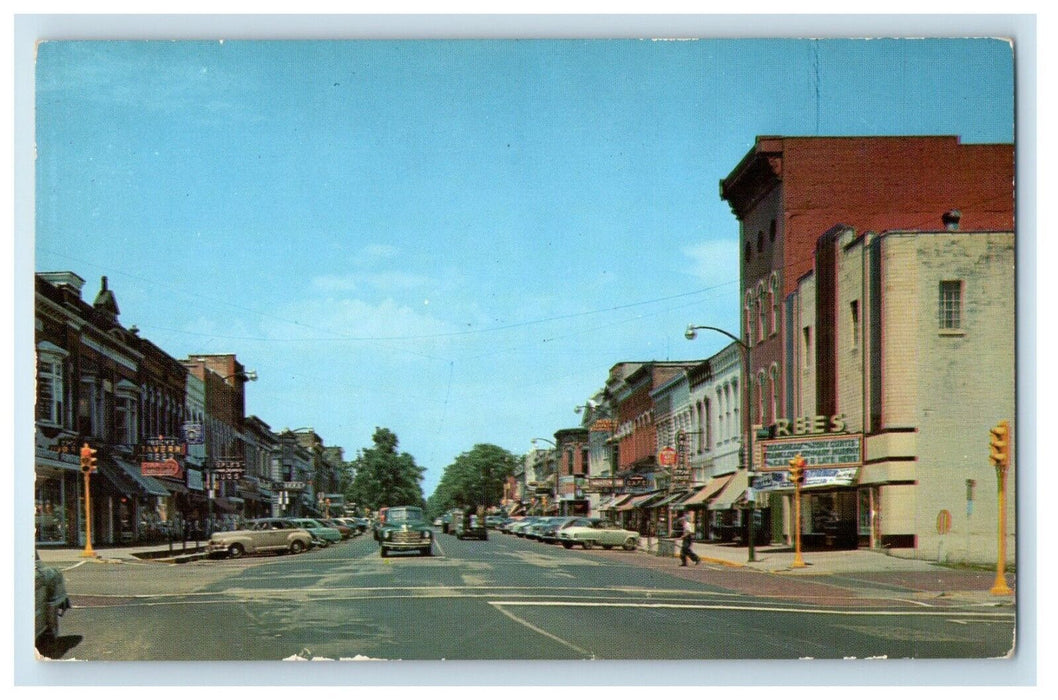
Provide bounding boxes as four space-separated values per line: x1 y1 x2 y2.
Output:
42 529 1016 662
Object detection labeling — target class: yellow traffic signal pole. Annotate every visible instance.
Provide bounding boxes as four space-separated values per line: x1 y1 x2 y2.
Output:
989 420 1012 596
789 455 806 569
80 443 97 558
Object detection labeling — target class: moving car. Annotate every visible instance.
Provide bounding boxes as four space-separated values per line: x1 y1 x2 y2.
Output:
288 518 343 547
452 509 487 540
377 506 434 557
556 519 639 550
35 553 70 645
206 518 314 558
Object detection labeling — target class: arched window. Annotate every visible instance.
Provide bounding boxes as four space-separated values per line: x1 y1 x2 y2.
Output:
755 371 766 426
744 290 755 347
769 364 780 425
770 272 781 336
756 282 767 342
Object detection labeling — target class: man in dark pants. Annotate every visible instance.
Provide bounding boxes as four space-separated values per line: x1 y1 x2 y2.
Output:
676 511 700 566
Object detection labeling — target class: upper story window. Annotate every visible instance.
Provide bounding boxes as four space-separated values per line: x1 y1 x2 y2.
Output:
114 380 138 446
850 300 861 349
756 282 767 342
939 280 963 330
769 272 781 336
802 326 813 370
36 342 68 427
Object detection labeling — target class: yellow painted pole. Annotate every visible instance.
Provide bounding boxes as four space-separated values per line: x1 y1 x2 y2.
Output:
990 462 1012 595
81 468 96 558
792 481 806 568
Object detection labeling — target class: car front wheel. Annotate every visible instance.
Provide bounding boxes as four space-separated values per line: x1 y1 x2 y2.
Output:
289 541 305 555
623 537 637 551
227 543 244 559
379 547 389 558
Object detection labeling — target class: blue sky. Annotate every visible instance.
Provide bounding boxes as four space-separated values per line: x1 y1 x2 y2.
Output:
32 37 1015 497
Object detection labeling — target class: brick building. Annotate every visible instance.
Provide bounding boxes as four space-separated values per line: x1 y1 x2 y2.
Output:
720 136 1015 560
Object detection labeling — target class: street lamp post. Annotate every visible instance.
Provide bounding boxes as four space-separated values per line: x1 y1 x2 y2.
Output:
685 324 757 563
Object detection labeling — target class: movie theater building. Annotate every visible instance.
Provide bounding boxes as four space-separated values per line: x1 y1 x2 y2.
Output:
755 221 1015 564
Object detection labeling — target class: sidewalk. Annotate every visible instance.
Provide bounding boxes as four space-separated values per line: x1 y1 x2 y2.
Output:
635 537 1016 606
37 542 209 566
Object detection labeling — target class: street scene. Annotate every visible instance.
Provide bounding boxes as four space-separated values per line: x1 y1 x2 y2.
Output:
21 22 1026 687
37 522 1014 662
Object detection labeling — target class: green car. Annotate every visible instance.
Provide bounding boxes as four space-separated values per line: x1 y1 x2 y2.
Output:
378 506 434 557
288 517 343 547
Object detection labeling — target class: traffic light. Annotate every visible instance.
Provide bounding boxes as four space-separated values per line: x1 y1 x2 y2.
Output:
989 420 1010 469
79 443 97 473
788 454 806 486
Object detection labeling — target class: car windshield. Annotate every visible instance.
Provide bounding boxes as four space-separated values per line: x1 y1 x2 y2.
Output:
387 507 424 524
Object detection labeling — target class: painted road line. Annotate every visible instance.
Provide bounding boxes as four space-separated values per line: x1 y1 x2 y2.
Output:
487 600 1015 618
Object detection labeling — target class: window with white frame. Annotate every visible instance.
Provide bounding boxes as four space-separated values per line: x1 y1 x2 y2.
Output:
939 280 963 330
114 381 138 446
36 343 68 426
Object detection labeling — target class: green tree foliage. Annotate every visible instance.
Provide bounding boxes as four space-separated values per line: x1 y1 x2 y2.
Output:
427 443 521 517
346 427 425 513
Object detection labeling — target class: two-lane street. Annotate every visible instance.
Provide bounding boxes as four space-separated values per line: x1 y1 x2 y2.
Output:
45 530 1015 661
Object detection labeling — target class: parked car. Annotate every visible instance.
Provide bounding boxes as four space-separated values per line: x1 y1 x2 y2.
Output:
35 553 70 645
288 518 343 547
499 516 527 533
526 516 563 541
206 518 313 558
540 516 591 543
508 516 543 537
484 515 509 529
452 509 488 540
378 506 434 557
557 519 639 550
319 518 354 539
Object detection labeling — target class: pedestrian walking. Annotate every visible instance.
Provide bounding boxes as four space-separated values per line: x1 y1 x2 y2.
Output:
676 511 700 566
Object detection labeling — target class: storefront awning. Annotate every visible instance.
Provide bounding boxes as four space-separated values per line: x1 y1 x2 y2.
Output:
111 458 171 497
598 493 631 510
709 470 752 510
680 473 736 507
617 491 663 511
651 490 690 509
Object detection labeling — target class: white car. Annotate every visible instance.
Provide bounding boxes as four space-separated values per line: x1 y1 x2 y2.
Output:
557 520 639 550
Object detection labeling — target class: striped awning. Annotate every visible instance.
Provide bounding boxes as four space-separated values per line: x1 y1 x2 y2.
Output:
709 470 752 510
599 494 633 510
617 491 664 511
680 473 736 507
651 490 690 508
